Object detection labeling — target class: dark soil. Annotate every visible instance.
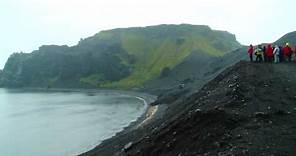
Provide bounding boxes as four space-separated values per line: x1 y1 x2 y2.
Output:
81 61 296 156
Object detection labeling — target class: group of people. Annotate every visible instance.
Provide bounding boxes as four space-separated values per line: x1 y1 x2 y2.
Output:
247 43 296 63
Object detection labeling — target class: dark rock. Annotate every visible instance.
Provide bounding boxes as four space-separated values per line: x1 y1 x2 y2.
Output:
123 142 133 152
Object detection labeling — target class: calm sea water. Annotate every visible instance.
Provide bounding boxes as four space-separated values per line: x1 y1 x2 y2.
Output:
0 88 147 156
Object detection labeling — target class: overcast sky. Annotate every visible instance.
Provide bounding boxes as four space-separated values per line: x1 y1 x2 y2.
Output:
1 0 295 68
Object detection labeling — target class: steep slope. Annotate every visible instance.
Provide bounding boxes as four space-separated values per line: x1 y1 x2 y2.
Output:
0 70 2 83
274 31 296 46
126 61 296 156
144 47 248 94
83 61 296 156
0 24 241 89
99 24 241 88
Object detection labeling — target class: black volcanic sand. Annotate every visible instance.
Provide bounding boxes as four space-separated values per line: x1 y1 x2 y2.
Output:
81 61 296 156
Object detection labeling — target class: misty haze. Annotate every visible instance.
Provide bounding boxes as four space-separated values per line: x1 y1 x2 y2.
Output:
1 0 296 156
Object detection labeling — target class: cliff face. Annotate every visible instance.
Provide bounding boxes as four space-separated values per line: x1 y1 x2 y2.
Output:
0 24 241 89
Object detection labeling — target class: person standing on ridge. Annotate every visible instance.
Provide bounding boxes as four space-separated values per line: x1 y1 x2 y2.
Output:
255 45 263 62
248 44 254 62
283 43 292 62
266 44 274 62
279 46 283 62
273 45 280 63
294 45 296 60
262 45 267 62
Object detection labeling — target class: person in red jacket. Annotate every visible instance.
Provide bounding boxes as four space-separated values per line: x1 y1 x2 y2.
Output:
283 43 292 62
266 44 274 62
248 44 254 62
294 45 296 57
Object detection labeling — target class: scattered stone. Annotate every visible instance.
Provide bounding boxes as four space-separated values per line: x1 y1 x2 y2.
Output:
275 110 288 115
284 88 290 92
123 142 133 152
214 141 220 148
166 142 171 148
195 109 202 113
152 127 158 133
242 149 249 154
255 112 267 117
264 84 269 87
218 151 227 156
228 84 235 88
179 84 185 89
236 134 242 139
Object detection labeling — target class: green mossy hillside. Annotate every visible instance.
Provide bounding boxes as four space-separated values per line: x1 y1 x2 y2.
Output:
0 24 241 88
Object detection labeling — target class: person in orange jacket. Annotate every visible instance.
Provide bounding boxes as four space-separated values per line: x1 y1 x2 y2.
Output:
248 44 254 62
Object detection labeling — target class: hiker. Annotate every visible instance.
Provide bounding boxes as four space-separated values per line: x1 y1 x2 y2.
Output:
273 45 280 63
248 44 254 62
262 45 267 62
279 46 283 62
266 44 274 62
283 43 292 62
294 45 296 59
255 45 263 62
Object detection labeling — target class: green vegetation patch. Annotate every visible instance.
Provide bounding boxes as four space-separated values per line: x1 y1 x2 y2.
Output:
80 74 107 87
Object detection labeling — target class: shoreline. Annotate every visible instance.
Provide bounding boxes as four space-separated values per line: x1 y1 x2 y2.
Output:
79 90 165 156
0 87 157 95
136 105 159 128
75 92 157 156
0 87 158 156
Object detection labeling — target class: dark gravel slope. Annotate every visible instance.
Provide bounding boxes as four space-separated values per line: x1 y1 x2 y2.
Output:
82 61 296 156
